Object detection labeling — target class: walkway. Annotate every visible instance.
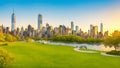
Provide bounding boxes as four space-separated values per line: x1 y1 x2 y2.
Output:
73 48 97 53
101 52 120 57
74 47 120 57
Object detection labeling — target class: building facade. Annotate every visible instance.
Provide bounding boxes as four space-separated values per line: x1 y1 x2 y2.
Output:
100 23 103 34
71 21 74 31
38 14 42 30
11 10 16 31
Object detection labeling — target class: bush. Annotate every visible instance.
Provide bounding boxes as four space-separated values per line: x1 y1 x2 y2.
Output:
16 36 22 41
106 50 120 56
32 37 43 41
25 37 34 42
0 48 15 68
0 34 18 42
50 35 103 44
0 37 5 42
4 34 17 42
0 34 5 42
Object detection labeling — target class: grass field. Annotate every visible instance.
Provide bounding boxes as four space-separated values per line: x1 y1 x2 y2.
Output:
1 42 120 68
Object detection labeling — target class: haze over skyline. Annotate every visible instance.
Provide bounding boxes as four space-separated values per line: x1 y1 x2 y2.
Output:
0 0 120 33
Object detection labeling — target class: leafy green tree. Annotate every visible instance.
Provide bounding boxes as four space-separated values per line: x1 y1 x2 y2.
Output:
0 48 15 68
0 34 5 42
104 30 120 51
25 37 34 42
16 36 22 41
4 34 17 42
51 35 102 44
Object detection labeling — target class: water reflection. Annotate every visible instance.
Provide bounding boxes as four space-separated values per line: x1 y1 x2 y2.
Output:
37 40 115 51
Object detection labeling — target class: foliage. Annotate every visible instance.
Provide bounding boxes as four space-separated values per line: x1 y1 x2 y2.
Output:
4 34 17 42
50 35 103 44
0 34 5 42
32 37 43 41
16 36 22 41
32 37 52 41
25 37 34 42
106 50 120 56
0 34 18 42
0 48 15 68
104 30 120 50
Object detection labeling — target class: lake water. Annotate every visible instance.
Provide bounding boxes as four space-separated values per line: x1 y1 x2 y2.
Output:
37 40 115 51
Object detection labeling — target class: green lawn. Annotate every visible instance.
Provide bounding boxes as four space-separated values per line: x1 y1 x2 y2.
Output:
1 42 120 68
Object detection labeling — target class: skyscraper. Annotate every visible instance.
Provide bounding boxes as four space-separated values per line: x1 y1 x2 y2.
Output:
76 26 79 33
90 24 93 33
93 26 98 36
71 21 74 31
38 14 42 30
100 23 103 34
11 10 16 31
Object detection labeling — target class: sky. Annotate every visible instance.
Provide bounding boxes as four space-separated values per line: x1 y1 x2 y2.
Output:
0 0 120 33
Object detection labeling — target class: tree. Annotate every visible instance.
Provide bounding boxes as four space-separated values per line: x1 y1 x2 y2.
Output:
0 48 15 68
4 34 17 42
104 30 120 51
0 34 5 42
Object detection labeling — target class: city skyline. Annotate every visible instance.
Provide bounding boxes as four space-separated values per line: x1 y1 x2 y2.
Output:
0 0 120 33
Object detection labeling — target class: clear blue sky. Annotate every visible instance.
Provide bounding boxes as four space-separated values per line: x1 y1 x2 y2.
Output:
0 0 120 33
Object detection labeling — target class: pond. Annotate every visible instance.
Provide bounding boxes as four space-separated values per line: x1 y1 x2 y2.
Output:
37 40 115 51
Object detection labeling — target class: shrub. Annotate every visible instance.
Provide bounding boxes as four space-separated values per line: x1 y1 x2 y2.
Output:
0 34 18 42
50 35 103 44
32 37 42 41
0 34 5 42
0 48 15 68
4 34 17 42
26 37 34 42
16 36 22 41
0 37 5 42
106 50 120 56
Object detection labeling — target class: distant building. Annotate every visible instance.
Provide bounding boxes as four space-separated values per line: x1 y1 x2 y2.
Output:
90 24 93 33
6 27 10 34
66 27 71 35
16 27 20 36
104 31 108 39
54 27 59 35
42 27 46 37
28 25 32 32
90 24 94 37
88 30 90 36
93 26 98 37
11 10 16 31
98 32 103 39
38 14 42 30
100 23 103 34
46 23 49 29
20 27 24 39
71 21 74 31
47 26 53 38
76 26 79 33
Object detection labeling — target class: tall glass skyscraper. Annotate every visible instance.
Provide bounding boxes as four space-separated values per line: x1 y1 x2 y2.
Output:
90 24 93 33
38 14 42 30
76 26 79 33
11 10 16 31
100 23 103 34
71 21 74 31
